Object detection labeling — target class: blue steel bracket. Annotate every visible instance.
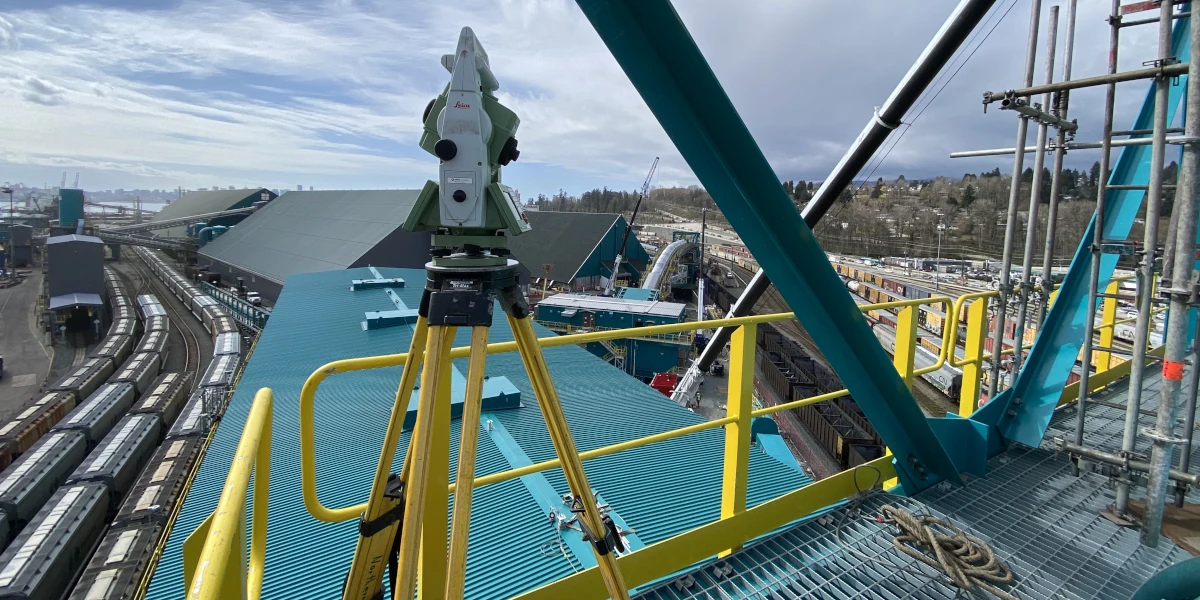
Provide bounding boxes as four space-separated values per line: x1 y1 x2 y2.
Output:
575 0 963 490
976 12 1193 448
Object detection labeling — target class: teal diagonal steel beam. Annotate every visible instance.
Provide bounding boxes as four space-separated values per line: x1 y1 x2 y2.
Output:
975 13 1192 447
574 0 960 490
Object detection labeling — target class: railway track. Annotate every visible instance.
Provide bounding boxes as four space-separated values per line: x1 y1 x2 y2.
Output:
714 255 955 416
124 252 204 388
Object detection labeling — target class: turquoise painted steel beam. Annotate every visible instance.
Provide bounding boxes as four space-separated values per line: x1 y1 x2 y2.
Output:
574 0 960 490
975 13 1192 446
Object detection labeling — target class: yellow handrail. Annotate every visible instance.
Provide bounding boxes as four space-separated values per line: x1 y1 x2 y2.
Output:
183 388 272 600
299 296 953 523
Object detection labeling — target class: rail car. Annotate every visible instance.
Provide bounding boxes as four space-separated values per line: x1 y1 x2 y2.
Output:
209 315 238 335
213 332 242 357
51 383 137 449
107 318 140 338
0 392 77 457
139 302 167 320
0 430 88 532
136 330 170 367
199 304 224 331
166 392 210 440
50 358 115 402
130 373 193 432
0 483 109 600
135 294 158 311
200 353 238 399
144 315 170 334
69 522 161 600
111 353 162 396
114 436 201 527
66 414 161 508
190 295 219 321
89 334 134 372
111 304 137 322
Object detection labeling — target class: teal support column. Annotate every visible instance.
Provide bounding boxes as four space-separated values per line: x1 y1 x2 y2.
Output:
575 0 960 490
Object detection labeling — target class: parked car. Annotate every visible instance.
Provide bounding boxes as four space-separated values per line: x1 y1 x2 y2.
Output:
246 291 262 306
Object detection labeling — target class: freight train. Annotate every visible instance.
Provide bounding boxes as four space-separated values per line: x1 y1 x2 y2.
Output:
0 248 244 600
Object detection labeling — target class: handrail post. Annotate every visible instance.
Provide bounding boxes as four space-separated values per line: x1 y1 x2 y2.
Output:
893 306 918 389
720 322 755 556
1096 279 1119 372
960 299 989 415
184 388 272 600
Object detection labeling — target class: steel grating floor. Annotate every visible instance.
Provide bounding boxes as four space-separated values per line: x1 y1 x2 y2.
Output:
634 362 1200 600
1045 366 1200 503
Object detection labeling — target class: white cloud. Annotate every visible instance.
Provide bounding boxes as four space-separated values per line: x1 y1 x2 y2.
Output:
21 76 67 106
0 0 1165 193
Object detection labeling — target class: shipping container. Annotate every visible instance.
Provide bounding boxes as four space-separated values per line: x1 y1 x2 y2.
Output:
0 392 77 457
66 414 161 506
0 430 88 529
114 437 201 527
111 353 162 396
51 383 137 448
0 483 109 600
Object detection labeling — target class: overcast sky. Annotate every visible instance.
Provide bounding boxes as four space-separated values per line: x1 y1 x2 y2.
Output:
0 0 1170 196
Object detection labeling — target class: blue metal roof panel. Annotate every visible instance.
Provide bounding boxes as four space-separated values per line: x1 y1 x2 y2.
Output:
144 267 810 600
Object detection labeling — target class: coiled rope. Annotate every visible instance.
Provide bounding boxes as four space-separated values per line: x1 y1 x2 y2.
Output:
880 504 1018 600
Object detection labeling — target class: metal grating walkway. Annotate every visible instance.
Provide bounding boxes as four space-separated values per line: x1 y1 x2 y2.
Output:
635 445 1192 599
1045 367 1200 503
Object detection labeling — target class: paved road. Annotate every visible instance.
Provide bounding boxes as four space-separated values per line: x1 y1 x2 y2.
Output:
0 271 50 419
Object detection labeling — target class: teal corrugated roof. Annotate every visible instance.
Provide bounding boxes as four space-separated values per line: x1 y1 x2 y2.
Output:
144 267 811 600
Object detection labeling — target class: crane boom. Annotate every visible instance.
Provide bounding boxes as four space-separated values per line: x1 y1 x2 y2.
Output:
606 157 658 295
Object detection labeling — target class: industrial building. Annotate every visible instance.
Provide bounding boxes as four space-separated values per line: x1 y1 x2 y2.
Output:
508 211 651 292
195 194 647 302
141 267 809 600
45 234 105 333
535 293 692 378
150 188 276 238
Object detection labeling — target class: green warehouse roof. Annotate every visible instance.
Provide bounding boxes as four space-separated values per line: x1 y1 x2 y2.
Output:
143 267 811 600
198 190 427 284
150 188 273 237
509 211 647 284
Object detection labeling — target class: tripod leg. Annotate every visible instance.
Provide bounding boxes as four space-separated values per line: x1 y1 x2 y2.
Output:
444 326 490 600
346 325 455 600
341 316 429 600
507 315 631 600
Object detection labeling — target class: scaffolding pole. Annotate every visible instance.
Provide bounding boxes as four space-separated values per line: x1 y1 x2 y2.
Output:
951 135 1188 157
1116 0 1175 523
1144 0 1200 547
1178 317 1200 507
1040 0 1077 326
1073 0 1121 479
1012 5 1059 374
988 0 1041 399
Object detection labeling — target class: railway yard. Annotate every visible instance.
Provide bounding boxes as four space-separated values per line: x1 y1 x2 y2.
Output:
0 248 247 600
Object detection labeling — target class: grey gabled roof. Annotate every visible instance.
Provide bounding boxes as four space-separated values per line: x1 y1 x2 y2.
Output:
198 189 421 284
151 188 270 237
507 212 619 283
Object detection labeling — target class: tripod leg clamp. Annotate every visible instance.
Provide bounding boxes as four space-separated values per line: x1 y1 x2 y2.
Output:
358 474 406 537
583 515 626 556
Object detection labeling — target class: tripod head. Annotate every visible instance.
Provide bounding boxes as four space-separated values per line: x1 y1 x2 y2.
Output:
404 27 531 267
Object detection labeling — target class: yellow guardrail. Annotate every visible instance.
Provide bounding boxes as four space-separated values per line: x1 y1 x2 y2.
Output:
183 389 272 600
207 280 1152 599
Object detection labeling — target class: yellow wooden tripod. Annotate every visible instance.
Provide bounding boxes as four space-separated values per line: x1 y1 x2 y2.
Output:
341 262 631 600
